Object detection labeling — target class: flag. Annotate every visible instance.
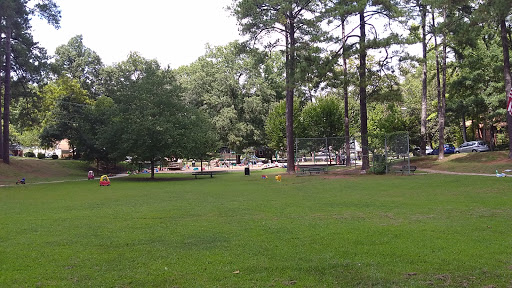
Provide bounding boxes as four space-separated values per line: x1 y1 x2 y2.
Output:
508 86 512 116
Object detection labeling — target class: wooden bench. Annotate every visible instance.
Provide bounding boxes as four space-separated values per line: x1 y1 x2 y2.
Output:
297 166 328 176
191 171 221 179
396 165 417 174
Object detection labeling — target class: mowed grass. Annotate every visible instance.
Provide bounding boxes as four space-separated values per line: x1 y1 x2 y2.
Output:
1 171 512 287
0 158 91 186
411 151 512 174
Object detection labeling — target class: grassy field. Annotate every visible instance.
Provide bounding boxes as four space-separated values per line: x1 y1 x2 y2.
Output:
411 151 512 174
1 164 512 287
0 157 92 186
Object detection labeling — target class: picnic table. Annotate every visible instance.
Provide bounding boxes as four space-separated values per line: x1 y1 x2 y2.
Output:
395 165 417 174
191 170 222 179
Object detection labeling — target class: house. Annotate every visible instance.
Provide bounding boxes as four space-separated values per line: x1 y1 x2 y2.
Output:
54 139 72 158
9 144 23 156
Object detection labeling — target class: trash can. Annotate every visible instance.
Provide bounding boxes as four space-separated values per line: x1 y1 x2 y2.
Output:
245 167 250 176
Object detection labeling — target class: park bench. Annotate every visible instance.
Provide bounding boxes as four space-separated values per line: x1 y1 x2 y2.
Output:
191 171 221 179
297 166 328 176
396 165 417 174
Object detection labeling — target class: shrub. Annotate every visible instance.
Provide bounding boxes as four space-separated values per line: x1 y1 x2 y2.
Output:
24 151 36 158
370 154 387 174
37 153 45 159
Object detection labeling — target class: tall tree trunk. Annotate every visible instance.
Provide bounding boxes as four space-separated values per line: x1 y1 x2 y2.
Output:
500 19 512 159
489 123 495 151
439 8 447 160
3 25 12 164
471 119 475 140
342 21 350 166
0 39 3 159
432 10 444 160
150 159 155 179
482 119 487 142
359 11 369 170
462 112 467 142
420 3 428 156
0 54 3 158
285 14 296 173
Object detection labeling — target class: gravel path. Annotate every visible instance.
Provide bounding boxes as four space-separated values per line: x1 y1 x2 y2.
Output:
418 168 499 177
0 174 130 187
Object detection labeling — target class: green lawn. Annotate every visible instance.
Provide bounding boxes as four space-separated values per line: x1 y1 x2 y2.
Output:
411 151 512 174
1 170 511 287
0 158 92 186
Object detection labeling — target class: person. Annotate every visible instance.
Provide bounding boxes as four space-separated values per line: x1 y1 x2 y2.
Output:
16 178 25 185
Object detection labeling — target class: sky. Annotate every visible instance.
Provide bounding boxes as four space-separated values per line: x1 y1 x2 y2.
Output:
31 0 243 69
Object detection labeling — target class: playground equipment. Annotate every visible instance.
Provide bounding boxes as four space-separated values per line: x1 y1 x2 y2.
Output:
99 175 111 186
88 171 94 180
496 170 507 177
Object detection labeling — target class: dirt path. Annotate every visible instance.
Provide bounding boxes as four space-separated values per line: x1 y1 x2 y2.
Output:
2 168 505 188
0 174 130 188
418 169 498 177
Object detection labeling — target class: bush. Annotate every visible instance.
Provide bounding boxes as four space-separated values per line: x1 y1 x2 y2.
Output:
51 154 59 160
370 154 387 174
24 151 36 158
37 153 45 159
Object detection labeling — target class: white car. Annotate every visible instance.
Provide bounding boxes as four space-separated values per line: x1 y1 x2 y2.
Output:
413 146 433 155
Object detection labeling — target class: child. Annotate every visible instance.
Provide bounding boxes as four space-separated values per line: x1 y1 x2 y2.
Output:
16 178 25 185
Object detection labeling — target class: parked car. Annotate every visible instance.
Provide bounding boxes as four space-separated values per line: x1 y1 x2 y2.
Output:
413 146 433 156
455 141 490 153
430 144 456 155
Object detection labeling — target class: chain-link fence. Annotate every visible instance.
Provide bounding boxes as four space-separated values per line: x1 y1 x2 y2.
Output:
384 131 411 174
294 132 410 174
295 137 355 167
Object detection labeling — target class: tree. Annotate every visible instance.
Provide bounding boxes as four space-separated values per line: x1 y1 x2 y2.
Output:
447 22 506 148
0 0 60 163
321 1 359 165
478 0 512 157
420 0 429 155
500 15 512 157
325 0 406 170
232 0 324 173
432 0 473 159
181 111 220 163
102 53 214 179
39 77 91 157
177 42 284 156
52 35 103 97
76 96 120 172
265 98 303 153
301 96 344 138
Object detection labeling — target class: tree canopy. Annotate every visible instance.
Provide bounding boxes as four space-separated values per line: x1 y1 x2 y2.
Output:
2 0 512 172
